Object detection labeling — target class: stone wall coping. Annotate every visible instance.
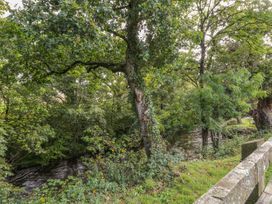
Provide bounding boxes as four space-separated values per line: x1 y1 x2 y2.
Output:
195 138 272 204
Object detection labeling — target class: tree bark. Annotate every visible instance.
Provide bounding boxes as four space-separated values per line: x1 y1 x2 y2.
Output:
199 31 208 150
125 67 154 157
252 96 272 131
211 131 220 150
201 127 209 148
124 0 162 157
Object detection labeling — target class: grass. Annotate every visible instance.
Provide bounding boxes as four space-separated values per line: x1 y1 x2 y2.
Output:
123 156 240 204
18 155 240 204
5 119 266 204
265 163 272 185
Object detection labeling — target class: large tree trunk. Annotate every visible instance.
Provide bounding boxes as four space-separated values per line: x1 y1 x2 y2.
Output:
124 42 162 157
252 96 272 131
124 0 162 157
199 34 209 150
125 67 156 157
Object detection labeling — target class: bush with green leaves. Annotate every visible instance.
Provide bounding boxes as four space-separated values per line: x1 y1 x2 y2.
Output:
147 149 184 181
0 126 8 178
207 136 245 159
0 126 22 204
181 69 264 140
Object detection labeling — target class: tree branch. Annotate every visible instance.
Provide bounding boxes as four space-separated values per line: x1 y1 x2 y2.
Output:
184 73 199 87
113 4 130 11
105 28 128 43
46 60 125 77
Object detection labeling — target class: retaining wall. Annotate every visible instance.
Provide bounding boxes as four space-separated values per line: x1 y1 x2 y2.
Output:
195 138 272 204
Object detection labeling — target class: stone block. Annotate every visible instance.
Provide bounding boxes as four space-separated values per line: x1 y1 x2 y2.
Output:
256 192 272 204
194 138 272 204
247 147 272 196
241 139 264 161
194 194 222 204
264 180 272 195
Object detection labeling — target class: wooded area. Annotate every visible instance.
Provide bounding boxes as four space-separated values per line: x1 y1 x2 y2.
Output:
0 0 272 203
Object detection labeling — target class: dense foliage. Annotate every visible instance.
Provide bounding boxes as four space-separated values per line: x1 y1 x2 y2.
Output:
0 0 272 203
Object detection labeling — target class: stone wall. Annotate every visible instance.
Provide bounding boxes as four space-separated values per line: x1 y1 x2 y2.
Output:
256 179 272 203
194 138 272 204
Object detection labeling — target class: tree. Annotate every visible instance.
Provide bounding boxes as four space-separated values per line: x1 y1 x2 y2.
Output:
0 0 12 179
177 0 271 148
10 0 178 157
202 1 272 132
251 45 272 131
248 4 272 132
